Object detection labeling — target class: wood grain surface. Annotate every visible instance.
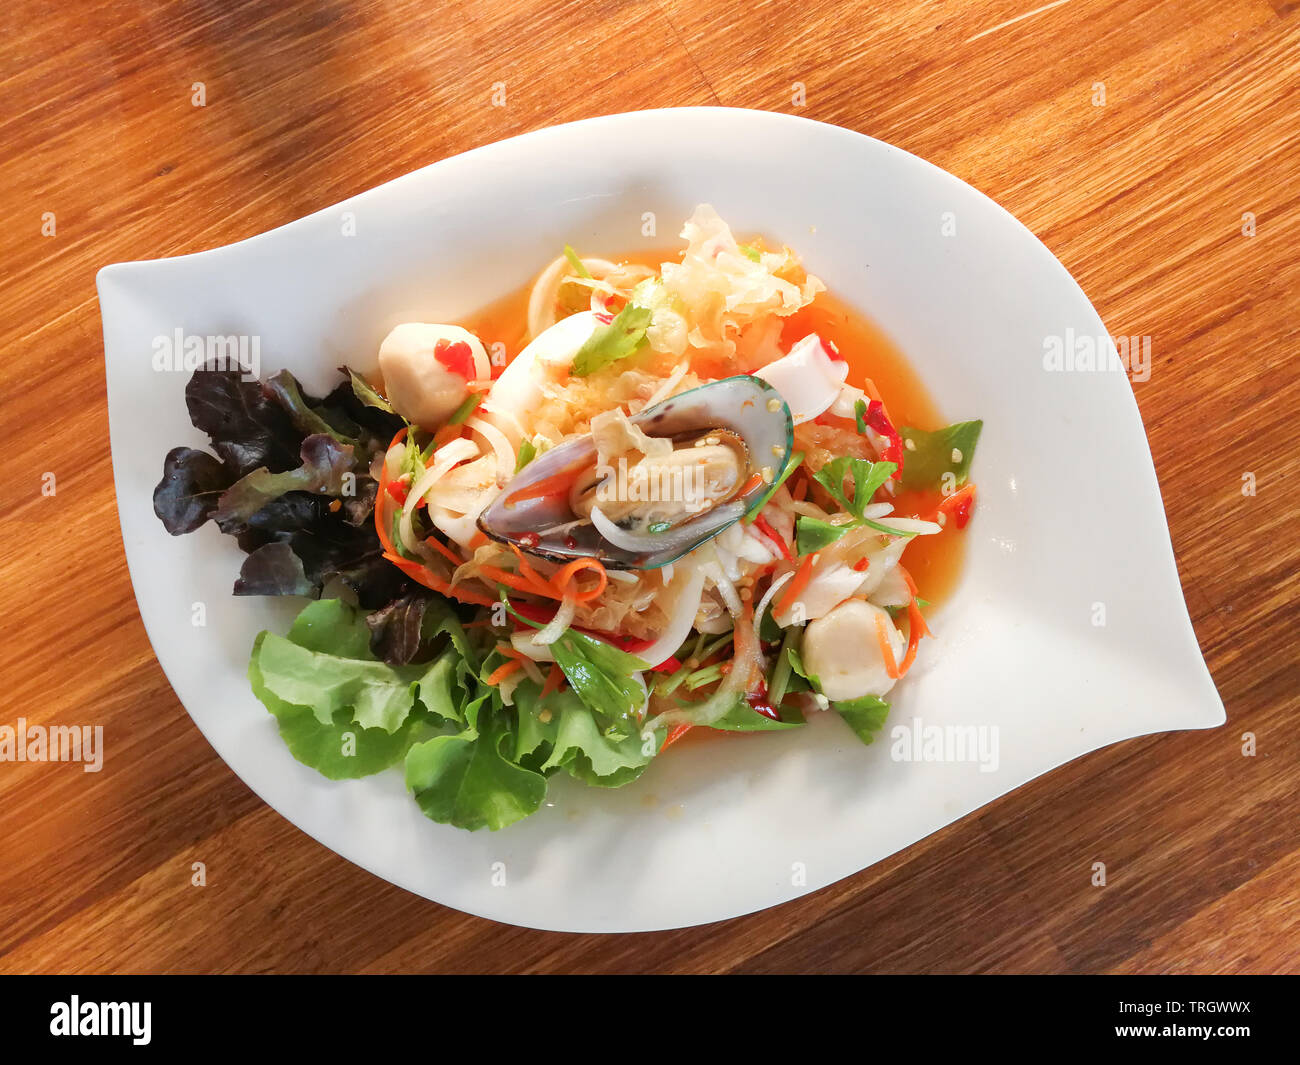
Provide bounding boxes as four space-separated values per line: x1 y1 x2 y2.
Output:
1 0 1296 974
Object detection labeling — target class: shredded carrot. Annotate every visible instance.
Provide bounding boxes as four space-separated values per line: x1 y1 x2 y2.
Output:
486 659 522 686
541 663 564 698
891 566 931 676
430 424 462 452
374 426 408 557
661 723 693 751
775 553 816 617
791 476 808 503
382 551 495 608
873 612 901 679
424 536 462 567
738 472 763 497
479 562 561 599
468 530 488 549
898 566 932 638
553 557 608 602
510 544 558 597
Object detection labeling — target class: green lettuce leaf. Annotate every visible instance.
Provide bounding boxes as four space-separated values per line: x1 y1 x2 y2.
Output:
899 421 983 491
248 600 451 779
405 708 547 831
249 599 456 734
250 632 430 779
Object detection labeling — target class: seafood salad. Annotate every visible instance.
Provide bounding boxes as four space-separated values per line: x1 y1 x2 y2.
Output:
154 205 982 831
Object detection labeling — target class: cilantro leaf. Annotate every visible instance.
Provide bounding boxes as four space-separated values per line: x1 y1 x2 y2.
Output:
811 456 896 519
570 303 653 377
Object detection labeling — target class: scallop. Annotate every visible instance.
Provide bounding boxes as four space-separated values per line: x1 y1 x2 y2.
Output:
476 376 793 569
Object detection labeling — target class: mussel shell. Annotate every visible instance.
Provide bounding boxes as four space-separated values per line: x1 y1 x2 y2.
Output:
477 375 793 569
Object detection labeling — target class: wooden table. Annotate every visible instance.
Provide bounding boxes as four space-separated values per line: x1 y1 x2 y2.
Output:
1 0 1296 975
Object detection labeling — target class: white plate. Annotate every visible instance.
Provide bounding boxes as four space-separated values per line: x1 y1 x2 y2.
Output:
98 108 1223 933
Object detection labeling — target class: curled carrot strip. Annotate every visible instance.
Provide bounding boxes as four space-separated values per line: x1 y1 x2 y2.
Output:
553 557 608 603
486 659 522 686
898 566 932 638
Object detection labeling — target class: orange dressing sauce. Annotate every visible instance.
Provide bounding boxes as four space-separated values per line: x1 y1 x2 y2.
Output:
457 251 969 606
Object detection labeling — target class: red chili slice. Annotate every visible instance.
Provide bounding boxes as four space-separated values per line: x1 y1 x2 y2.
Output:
434 338 476 379
862 399 905 480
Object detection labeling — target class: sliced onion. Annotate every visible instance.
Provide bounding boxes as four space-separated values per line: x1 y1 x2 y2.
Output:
632 562 705 668
753 570 794 637
479 402 528 447
605 568 639 584
510 631 555 663
704 546 743 618
531 593 576 646
589 501 746 557
398 438 478 554
874 516 942 536
465 416 516 484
